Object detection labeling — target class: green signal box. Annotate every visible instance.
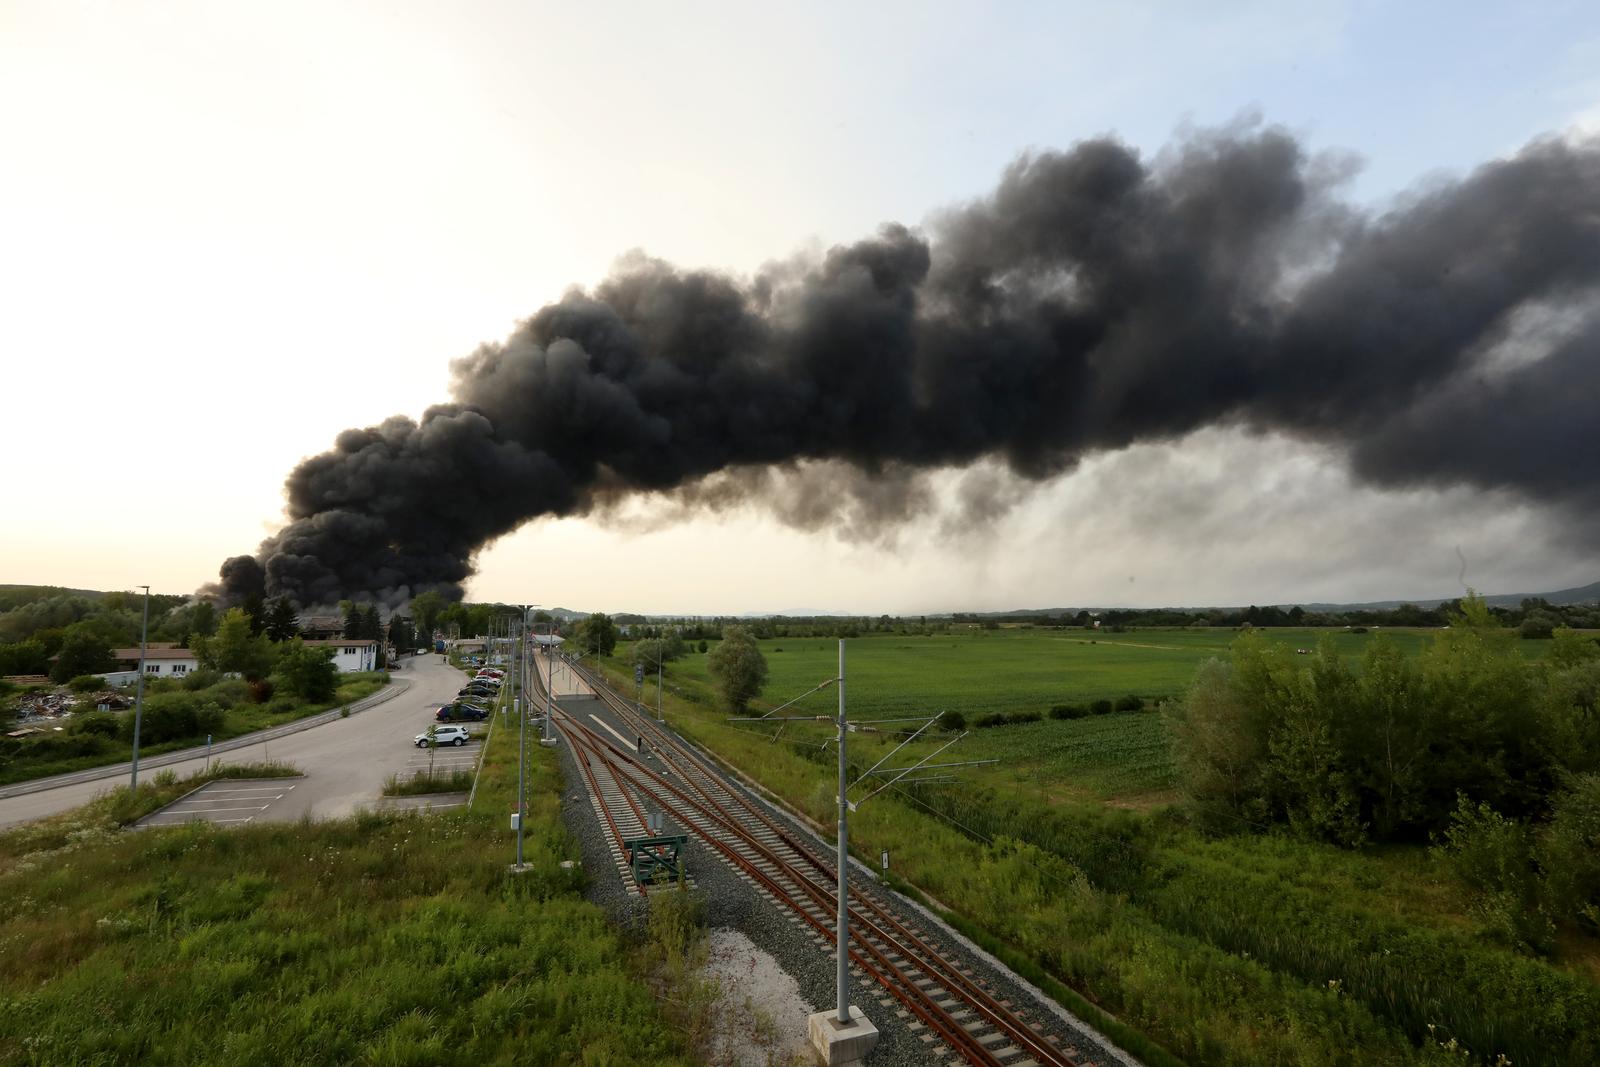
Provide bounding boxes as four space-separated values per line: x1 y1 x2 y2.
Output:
624 834 688 885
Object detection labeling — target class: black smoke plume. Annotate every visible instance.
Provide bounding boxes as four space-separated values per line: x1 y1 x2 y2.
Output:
216 122 1600 608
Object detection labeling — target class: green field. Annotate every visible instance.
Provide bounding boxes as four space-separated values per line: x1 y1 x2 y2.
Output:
667 627 1449 718
655 627 1467 804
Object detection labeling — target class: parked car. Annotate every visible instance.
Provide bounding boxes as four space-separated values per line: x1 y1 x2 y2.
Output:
416 724 470 747
436 702 489 722
459 685 497 699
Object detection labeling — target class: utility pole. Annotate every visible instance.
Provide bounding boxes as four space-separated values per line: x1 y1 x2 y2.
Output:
656 643 664 724
129 585 150 790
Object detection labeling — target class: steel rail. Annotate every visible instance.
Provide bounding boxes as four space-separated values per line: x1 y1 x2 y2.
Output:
572 661 1078 1067
553 710 997 1064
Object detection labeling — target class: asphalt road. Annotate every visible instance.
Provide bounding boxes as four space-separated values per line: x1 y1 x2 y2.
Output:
0 654 475 829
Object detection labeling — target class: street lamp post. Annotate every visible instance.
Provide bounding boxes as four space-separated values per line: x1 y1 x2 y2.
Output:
129 585 150 790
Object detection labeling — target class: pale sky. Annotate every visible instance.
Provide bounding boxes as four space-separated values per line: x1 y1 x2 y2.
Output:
3 1 1597 614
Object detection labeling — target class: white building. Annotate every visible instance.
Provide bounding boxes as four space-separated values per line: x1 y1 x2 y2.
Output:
111 645 200 679
303 638 379 672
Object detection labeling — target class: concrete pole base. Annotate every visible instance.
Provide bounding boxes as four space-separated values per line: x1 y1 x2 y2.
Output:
806 1009 878 1066
539 737 558 747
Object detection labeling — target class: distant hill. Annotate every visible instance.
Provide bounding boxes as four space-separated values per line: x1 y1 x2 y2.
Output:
972 579 1600 617
1298 580 1600 613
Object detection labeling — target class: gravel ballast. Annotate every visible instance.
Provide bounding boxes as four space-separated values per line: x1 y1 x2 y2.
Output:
552 699 1138 1067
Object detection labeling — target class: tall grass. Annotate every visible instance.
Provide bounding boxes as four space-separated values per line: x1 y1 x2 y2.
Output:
382 769 474 796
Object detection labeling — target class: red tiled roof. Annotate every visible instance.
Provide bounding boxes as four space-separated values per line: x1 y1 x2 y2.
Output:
111 647 197 660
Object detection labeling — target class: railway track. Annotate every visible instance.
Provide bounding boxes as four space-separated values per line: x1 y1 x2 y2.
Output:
536 655 1092 1067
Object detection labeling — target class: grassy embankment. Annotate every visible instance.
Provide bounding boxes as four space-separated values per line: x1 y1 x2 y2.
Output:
595 628 1597 1067
0 672 389 787
0 671 698 1066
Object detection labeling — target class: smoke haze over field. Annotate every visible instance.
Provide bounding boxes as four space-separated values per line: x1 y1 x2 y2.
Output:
217 123 1600 609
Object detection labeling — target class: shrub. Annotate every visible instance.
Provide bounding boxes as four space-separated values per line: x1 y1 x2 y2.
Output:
203 677 251 709
1050 704 1088 720
1089 699 1114 715
67 674 105 693
1114 695 1143 712
14 732 109 760
70 711 120 737
974 712 1009 728
248 679 275 704
124 694 226 745
1537 774 1600 930
182 668 224 691
1520 613 1558 640
1435 795 1552 953
940 709 966 731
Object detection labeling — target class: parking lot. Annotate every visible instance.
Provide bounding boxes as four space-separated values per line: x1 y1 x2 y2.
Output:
136 778 305 828
401 744 479 777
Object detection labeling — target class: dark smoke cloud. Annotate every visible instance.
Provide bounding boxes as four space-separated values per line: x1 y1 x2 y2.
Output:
216 122 1600 608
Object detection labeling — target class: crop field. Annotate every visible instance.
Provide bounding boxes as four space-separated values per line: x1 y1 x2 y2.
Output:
653 627 1472 804
667 627 1456 721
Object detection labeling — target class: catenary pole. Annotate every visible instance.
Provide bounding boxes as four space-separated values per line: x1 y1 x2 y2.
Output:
129 585 150 790
542 621 553 742
836 638 850 1024
516 605 528 866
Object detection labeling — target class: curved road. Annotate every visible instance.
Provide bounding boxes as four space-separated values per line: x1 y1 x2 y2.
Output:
0 654 471 829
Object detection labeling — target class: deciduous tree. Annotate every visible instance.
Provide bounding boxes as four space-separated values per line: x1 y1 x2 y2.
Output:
273 640 339 702
707 626 767 713
192 608 277 681
48 631 114 683
576 613 618 658
409 590 445 644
